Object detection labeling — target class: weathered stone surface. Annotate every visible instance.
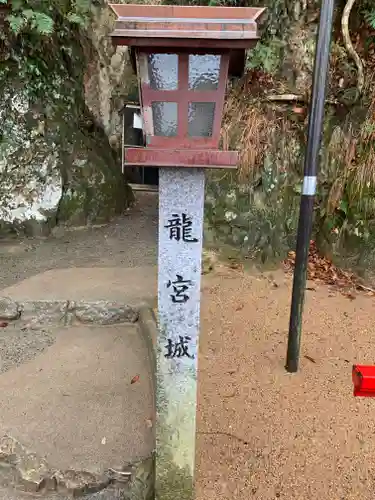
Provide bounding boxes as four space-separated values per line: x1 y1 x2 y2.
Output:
19 301 69 328
0 298 20 321
83 485 130 499
0 436 21 465
54 469 110 496
0 438 154 498
74 301 139 325
85 2 137 144
125 457 154 500
17 452 51 492
0 435 51 493
4 300 142 328
282 18 317 94
205 130 302 262
0 91 62 235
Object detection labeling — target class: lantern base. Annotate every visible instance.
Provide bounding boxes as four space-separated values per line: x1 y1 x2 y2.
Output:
124 147 238 169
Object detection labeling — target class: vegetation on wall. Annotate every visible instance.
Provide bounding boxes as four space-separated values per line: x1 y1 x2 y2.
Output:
0 0 94 34
0 0 129 233
0 0 98 100
201 0 375 282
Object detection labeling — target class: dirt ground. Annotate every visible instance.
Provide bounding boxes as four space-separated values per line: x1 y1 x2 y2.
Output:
0 193 157 289
1 192 375 499
197 267 375 500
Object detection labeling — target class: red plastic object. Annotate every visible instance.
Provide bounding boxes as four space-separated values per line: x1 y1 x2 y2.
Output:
352 365 375 397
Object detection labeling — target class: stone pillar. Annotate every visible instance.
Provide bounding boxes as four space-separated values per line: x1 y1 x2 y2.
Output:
156 167 205 499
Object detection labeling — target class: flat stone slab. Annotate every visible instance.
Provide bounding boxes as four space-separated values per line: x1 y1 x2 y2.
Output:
1 267 157 304
0 324 154 477
0 484 134 499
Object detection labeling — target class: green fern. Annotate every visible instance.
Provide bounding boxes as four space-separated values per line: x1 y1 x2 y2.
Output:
7 14 27 34
30 12 54 35
6 11 54 35
364 7 375 29
247 39 285 74
4 0 93 35
1 0 96 103
67 12 86 25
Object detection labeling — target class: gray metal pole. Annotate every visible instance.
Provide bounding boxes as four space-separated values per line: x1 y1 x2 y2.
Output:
286 0 335 373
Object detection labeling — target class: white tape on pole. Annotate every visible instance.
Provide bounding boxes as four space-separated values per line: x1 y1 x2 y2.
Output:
302 176 317 196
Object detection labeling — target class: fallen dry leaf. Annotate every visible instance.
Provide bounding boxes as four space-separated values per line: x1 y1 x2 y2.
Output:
145 419 153 428
283 241 370 298
131 374 140 384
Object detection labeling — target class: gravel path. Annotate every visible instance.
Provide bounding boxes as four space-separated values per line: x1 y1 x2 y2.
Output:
0 322 55 374
0 192 158 290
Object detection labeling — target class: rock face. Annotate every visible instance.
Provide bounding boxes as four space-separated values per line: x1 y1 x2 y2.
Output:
0 2 133 237
0 91 62 234
84 1 138 149
0 297 21 321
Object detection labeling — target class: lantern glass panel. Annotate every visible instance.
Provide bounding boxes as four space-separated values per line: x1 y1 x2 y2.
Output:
188 55 221 91
188 102 215 137
148 54 178 90
152 102 178 136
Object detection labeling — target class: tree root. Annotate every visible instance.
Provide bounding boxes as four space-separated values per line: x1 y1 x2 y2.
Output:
341 0 365 97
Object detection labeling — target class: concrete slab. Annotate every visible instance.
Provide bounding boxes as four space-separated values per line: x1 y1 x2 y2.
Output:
0 324 154 474
1 267 157 304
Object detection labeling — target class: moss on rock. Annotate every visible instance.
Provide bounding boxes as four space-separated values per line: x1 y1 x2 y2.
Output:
0 2 132 236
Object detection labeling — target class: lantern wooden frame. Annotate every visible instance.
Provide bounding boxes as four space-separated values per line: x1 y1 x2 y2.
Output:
138 49 229 150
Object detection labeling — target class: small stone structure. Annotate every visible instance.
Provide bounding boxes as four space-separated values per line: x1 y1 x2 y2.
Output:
0 297 156 499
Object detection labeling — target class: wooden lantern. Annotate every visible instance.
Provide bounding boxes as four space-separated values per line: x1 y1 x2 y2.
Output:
109 4 265 169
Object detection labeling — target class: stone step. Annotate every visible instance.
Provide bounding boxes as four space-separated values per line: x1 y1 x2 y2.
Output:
0 304 155 499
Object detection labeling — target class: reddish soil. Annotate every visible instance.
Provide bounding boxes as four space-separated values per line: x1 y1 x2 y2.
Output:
197 266 375 500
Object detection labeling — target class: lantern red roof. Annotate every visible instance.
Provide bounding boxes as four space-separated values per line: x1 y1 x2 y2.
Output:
109 4 266 49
